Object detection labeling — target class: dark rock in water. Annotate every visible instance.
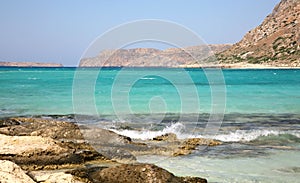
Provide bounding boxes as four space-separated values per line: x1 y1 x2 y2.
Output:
69 164 207 183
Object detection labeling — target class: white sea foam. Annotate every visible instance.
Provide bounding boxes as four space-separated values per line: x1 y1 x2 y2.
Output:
207 129 300 142
140 77 157 80
110 123 300 142
110 122 185 140
28 77 38 80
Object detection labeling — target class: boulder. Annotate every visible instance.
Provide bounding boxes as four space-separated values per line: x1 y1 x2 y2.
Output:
69 163 207 183
0 160 35 183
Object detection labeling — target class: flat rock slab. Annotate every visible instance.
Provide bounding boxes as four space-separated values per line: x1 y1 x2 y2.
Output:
0 134 105 170
0 117 83 140
0 134 69 156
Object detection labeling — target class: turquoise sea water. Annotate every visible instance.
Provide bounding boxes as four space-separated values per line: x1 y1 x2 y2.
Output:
1 67 299 116
0 67 300 182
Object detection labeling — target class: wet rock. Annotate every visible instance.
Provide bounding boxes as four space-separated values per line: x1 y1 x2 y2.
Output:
183 138 222 147
173 138 222 156
0 160 35 183
153 133 178 141
150 134 222 156
70 164 207 183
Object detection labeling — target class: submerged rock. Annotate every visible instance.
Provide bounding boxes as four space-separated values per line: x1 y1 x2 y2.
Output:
0 160 35 183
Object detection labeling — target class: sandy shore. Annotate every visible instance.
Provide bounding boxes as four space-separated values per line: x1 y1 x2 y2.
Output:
179 62 300 69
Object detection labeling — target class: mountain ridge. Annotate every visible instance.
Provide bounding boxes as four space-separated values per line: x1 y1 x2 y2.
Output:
79 44 232 67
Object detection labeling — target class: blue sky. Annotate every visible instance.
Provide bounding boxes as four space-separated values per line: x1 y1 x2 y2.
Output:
0 0 280 66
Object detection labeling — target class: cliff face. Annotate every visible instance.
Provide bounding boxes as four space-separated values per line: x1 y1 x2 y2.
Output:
0 62 63 67
79 44 231 67
217 0 300 67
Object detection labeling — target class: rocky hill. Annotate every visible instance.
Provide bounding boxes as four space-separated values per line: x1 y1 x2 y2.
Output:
216 0 300 67
0 61 63 67
80 44 231 67
81 0 299 68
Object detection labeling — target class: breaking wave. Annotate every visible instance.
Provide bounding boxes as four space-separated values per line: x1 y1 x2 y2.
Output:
110 122 300 143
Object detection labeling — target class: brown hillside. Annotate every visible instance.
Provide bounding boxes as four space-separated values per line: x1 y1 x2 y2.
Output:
217 0 300 67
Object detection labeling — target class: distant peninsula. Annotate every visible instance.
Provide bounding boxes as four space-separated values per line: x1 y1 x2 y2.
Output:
0 61 63 67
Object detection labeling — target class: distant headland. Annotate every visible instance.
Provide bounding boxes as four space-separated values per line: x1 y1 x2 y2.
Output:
0 61 63 67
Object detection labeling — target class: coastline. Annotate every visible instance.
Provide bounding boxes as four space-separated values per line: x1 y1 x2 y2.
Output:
1 114 299 182
1 62 300 69
178 63 300 69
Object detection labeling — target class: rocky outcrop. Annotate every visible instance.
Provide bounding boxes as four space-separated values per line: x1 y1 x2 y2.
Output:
0 118 222 160
217 0 300 67
0 118 109 171
0 61 63 67
0 117 210 182
0 160 35 183
80 44 231 67
0 117 136 163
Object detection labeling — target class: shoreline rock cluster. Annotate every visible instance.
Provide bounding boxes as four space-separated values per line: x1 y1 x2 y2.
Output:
0 117 211 183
